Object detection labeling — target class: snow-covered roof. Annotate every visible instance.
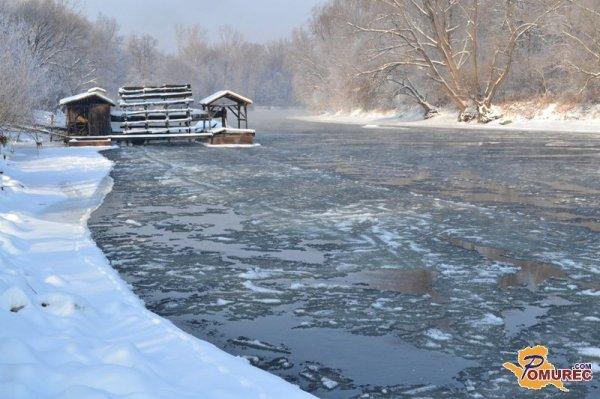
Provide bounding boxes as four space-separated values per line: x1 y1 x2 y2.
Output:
199 90 253 106
59 88 116 107
87 87 107 94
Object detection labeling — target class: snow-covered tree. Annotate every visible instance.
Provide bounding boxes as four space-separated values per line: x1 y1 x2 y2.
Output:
0 15 40 127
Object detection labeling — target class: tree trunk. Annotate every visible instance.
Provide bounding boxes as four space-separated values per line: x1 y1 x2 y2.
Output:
459 100 502 123
389 78 439 119
418 98 439 119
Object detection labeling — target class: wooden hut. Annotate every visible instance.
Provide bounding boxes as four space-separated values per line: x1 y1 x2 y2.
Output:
199 90 252 130
59 88 115 136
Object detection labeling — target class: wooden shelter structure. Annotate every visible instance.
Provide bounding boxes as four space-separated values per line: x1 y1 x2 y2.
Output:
199 90 252 130
59 88 115 136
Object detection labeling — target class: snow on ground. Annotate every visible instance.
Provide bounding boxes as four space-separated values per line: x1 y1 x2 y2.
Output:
295 109 420 125
295 103 600 134
0 144 313 399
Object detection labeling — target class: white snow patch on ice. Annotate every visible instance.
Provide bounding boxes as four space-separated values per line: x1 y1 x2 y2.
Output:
255 298 282 304
583 316 600 322
125 219 143 227
478 313 504 326
424 328 452 341
242 280 282 294
321 377 339 390
239 268 273 280
578 347 600 359
579 289 600 297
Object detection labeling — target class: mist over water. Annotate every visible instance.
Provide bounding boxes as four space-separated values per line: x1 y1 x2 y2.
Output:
90 110 600 398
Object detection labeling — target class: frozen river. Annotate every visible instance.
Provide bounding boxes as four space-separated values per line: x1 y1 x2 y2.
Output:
90 111 599 398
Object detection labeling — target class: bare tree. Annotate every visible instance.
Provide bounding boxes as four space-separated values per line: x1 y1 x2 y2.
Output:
562 0 599 96
351 0 564 122
125 34 162 85
88 14 128 97
388 75 439 118
290 0 393 111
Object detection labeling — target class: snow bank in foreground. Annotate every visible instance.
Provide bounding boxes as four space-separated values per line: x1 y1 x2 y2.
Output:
0 145 313 399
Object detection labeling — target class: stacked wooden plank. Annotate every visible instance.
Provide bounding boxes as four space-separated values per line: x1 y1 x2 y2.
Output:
118 85 195 135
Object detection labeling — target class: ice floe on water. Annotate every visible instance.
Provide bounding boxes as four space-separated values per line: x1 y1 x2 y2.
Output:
425 328 453 341
125 218 143 226
243 281 283 294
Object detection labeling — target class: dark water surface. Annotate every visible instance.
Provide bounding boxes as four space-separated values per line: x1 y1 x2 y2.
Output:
90 111 600 398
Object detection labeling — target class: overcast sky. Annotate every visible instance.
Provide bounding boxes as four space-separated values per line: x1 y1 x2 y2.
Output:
81 0 324 52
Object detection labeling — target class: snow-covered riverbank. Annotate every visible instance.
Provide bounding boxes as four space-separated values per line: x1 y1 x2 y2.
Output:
295 104 600 135
0 145 313 399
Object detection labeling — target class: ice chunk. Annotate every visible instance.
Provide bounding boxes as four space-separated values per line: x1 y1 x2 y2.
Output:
125 219 142 227
242 281 282 294
321 377 339 390
480 313 504 326
230 337 291 354
578 347 600 359
216 298 233 306
425 328 452 341
239 268 273 279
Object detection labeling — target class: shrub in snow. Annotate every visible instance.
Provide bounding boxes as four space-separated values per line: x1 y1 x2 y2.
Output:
40 292 86 317
0 286 31 313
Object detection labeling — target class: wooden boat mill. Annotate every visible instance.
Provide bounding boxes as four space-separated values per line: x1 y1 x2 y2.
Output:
58 85 256 146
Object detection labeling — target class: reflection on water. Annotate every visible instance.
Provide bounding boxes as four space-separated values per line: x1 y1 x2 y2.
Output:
444 236 509 259
444 236 567 291
499 260 567 291
90 113 600 399
342 269 441 301
445 171 560 208
544 211 600 233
